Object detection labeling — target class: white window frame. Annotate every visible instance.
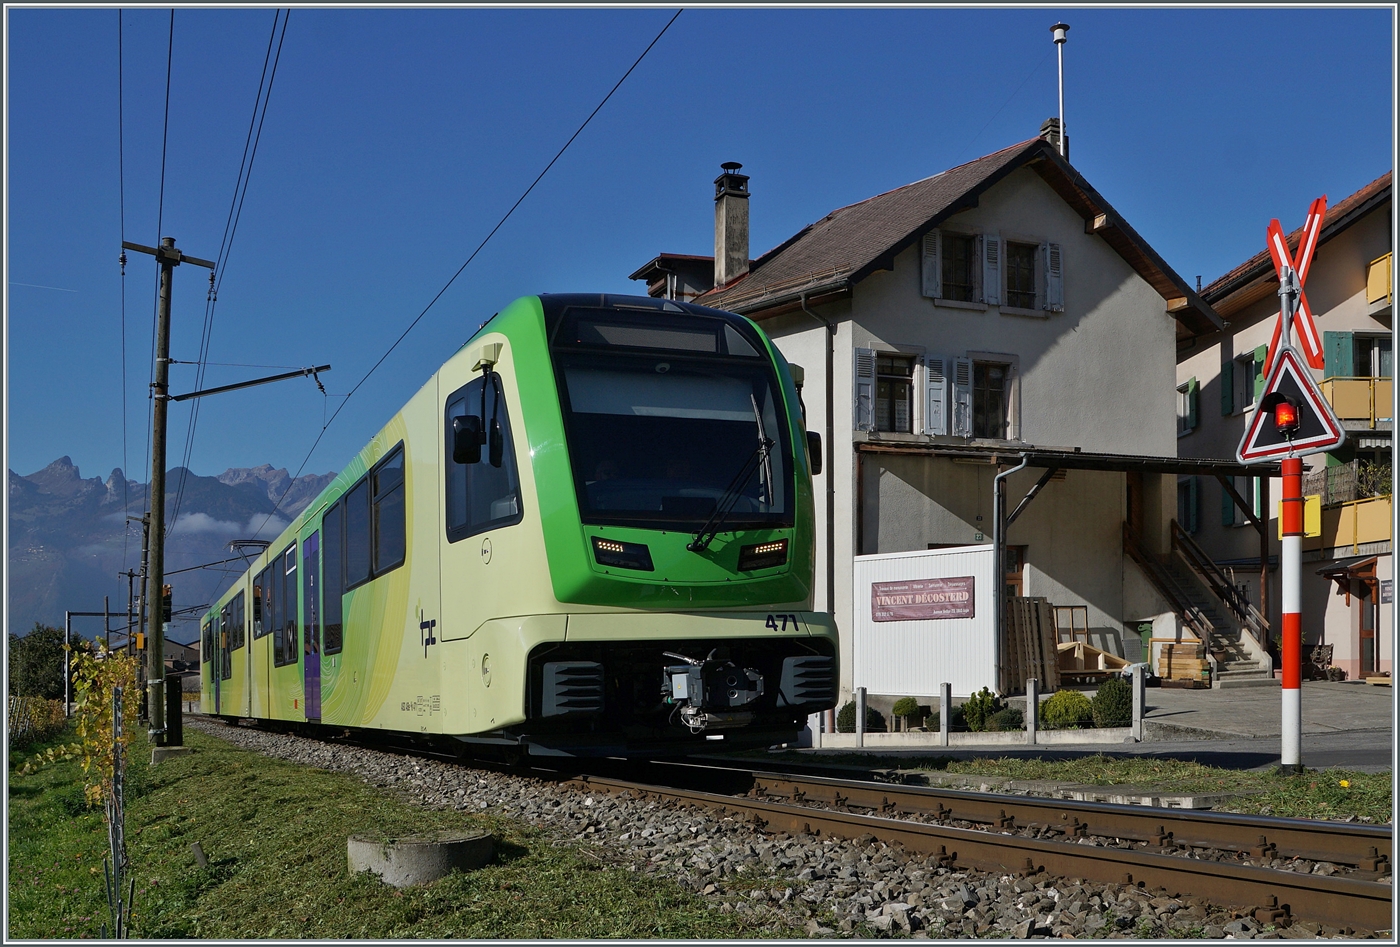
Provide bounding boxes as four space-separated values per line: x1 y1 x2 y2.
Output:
854 342 926 434
965 349 1021 442
1233 353 1256 415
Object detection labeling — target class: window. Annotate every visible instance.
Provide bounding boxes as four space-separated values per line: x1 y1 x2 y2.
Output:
1177 477 1198 534
273 543 298 667
201 619 213 665
1232 351 1262 413
345 479 371 587
972 361 1010 439
322 501 344 655
372 447 406 574
1355 335 1392 378
941 233 978 302
446 380 525 541
229 590 245 652
252 567 271 639
1177 377 1198 435
1004 242 1037 309
218 602 232 681
875 355 915 433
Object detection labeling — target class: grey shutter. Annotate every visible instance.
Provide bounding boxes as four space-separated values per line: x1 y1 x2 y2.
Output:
951 357 973 437
1220 359 1234 415
854 347 875 431
920 231 942 299
982 233 1000 306
925 356 947 435
1042 242 1064 311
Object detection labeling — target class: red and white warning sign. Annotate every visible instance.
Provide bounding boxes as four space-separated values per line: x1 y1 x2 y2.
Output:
1237 344 1345 462
1262 196 1327 374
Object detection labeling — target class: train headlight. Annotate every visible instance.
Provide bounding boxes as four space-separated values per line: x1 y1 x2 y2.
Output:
591 536 655 572
737 539 788 571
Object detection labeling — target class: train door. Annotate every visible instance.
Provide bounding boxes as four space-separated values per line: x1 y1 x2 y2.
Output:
303 531 322 721
212 610 222 715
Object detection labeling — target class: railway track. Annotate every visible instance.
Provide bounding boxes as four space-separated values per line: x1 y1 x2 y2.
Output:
553 760 1392 933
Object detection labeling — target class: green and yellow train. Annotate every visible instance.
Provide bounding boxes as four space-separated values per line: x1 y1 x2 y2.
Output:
199 294 838 756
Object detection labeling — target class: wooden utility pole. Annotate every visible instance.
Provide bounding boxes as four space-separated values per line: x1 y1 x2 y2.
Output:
123 236 214 747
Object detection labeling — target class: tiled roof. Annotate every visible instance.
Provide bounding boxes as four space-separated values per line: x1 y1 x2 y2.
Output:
699 137 1222 337
1202 171 1392 312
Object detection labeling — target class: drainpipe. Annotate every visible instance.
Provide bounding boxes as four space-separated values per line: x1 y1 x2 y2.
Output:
799 293 837 618
992 454 1030 695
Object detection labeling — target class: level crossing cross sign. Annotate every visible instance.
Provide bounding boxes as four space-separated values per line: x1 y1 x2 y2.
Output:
1236 344 1345 463
1262 196 1327 374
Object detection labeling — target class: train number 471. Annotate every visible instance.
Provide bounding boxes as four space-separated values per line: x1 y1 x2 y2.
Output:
765 613 800 631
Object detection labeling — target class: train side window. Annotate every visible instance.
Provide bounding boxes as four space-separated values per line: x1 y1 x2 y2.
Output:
372 447 406 574
322 500 344 655
230 590 246 651
345 479 371 588
252 568 269 639
219 602 233 681
283 544 299 666
445 379 523 542
202 619 212 664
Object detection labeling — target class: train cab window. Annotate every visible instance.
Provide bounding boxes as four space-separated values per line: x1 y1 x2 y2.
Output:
273 542 298 667
345 480 371 588
373 447 406 573
445 378 523 542
322 500 344 655
229 590 246 652
252 569 269 639
202 619 213 664
218 602 233 681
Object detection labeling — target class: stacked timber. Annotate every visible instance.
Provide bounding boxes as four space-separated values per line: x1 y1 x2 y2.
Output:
1157 641 1210 687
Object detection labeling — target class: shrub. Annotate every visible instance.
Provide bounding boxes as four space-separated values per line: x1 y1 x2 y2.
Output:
891 697 921 719
1091 677 1133 728
961 687 1002 732
1039 690 1094 729
923 705 962 732
985 706 1024 731
836 701 886 733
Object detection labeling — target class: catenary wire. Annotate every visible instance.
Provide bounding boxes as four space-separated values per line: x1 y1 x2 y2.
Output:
251 9 684 536
118 10 132 569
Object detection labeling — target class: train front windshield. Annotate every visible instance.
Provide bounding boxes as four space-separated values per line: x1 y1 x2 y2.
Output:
552 307 794 532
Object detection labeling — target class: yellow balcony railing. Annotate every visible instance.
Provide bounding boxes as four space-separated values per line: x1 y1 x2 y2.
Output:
1319 376 1393 427
1367 252 1392 306
1305 495 1392 553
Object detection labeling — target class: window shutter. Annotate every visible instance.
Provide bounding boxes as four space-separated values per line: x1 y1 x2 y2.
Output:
1220 359 1233 415
1187 476 1198 534
1186 376 1199 430
951 357 973 437
1221 477 1235 527
920 231 942 299
925 356 948 435
982 233 1001 306
1323 330 1353 379
1252 344 1268 400
853 347 875 431
1042 242 1064 311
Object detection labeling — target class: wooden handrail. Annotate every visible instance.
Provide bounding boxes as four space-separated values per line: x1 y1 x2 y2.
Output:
1170 520 1271 652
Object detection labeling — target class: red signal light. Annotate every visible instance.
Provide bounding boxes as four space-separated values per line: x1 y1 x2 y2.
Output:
1273 400 1300 435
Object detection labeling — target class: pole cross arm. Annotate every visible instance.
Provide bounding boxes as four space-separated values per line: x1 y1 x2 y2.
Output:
121 240 216 270
170 364 331 402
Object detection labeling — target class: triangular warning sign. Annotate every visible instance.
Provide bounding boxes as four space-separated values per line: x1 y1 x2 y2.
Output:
1237 345 1345 463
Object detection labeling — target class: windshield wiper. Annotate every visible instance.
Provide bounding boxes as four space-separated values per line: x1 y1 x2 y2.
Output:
688 395 773 553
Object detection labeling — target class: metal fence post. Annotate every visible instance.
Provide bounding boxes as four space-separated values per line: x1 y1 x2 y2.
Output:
939 683 951 747
855 686 866 748
1132 665 1146 742
1026 678 1039 745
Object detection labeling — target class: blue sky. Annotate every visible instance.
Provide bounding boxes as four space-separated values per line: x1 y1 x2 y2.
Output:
5 6 1394 492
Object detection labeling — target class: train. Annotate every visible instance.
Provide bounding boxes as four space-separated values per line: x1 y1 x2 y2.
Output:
199 293 839 757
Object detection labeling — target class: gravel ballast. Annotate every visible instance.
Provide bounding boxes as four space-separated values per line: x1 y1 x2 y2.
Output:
185 718 1378 939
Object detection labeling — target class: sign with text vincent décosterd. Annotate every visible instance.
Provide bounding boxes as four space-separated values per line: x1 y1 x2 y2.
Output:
871 576 975 622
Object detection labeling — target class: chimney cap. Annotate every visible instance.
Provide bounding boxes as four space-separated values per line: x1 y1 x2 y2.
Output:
1050 22 1069 43
721 161 743 172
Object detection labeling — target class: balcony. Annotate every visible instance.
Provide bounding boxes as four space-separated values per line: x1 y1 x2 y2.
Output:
1303 458 1392 506
1304 495 1392 554
1319 376 1393 428
1367 251 1392 315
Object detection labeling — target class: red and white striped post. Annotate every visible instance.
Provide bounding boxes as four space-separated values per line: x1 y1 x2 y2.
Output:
1279 453 1303 774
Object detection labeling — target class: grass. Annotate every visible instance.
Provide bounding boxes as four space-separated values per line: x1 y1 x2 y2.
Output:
8 725 802 939
755 750 1392 823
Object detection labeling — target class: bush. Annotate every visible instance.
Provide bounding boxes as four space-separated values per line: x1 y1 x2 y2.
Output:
1039 690 1094 729
1091 677 1133 728
836 701 886 733
891 697 921 719
923 705 962 732
961 687 1002 732
985 706 1024 731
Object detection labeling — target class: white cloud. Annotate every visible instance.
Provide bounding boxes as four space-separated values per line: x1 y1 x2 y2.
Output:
246 514 289 539
170 512 243 535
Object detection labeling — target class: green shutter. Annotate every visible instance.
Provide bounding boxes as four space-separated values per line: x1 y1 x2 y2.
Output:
1187 376 1199 429
1324 331 1354 380
1252 345 1267 400
1220 359 1233 415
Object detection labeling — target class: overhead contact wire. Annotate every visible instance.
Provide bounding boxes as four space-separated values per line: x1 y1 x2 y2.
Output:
254 9 684 535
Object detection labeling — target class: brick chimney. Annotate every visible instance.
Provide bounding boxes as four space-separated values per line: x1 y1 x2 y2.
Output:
1039 117 1068 161
714 162 750 287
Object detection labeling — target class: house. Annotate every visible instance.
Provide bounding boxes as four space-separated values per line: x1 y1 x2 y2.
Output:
1178 172 1392 681
632 128 1267 704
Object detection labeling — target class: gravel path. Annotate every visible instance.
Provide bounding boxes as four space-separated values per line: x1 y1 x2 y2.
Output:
186 718 1378 939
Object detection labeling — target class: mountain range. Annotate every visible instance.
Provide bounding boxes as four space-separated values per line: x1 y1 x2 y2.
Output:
7 457 334 643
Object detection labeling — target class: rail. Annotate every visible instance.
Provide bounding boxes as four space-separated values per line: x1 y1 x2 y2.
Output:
1170 520 1271 656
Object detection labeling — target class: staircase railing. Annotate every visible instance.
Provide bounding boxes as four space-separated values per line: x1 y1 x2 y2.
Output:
1170 520 1271 656
1122 523 1216 650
